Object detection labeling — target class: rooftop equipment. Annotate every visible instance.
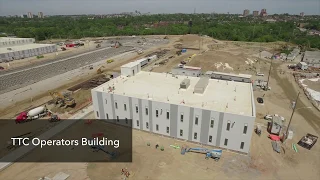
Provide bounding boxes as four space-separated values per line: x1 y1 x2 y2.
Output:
180 79 190 89
194 77 209 94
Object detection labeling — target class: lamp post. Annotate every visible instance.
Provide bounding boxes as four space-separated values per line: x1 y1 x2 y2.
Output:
265 58 273 91
285 92 299 141
284 92 312 141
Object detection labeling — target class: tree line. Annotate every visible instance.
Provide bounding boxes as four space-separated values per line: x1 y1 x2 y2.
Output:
0 14 319 49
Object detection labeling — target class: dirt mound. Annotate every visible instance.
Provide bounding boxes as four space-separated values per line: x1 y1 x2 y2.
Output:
188 51 250 73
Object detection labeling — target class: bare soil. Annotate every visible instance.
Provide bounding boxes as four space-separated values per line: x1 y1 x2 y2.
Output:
0 35 319 180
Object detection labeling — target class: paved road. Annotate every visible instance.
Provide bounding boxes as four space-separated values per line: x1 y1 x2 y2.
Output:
0 106 93 171
0 46 134 94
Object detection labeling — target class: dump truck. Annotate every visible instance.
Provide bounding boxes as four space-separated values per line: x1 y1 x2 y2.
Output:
16 106 49 123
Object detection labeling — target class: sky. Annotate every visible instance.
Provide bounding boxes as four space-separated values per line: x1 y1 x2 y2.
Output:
0 0 319 16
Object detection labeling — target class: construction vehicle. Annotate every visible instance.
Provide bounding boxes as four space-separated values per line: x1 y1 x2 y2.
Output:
181 147 222 161
97 66 105 74
137 49 143 54
107 59 114 64
114 41 122 48
49 114 60 122
49 91 76 108
96 44 101 48
90 143 117 159
16 106 50 123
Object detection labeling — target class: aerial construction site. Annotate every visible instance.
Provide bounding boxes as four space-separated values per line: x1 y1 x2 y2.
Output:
0 34 319 180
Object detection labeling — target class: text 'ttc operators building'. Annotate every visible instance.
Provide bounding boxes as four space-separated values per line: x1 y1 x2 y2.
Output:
91 61 256 153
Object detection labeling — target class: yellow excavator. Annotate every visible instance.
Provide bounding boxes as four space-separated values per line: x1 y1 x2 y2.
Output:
97 66 106 74
49 91 76 108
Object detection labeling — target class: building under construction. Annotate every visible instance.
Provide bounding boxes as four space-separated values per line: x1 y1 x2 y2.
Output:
91 62 256 153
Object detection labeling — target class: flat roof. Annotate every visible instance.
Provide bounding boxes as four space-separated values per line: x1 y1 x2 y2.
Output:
0 37 34 42
0 43 55 54
121 61 140 68
172 67 201 72
207 71 252 79
94 71 254 116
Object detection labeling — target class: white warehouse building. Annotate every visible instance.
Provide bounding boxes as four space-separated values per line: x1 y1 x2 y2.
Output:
0 37 57 62
91 63 256 154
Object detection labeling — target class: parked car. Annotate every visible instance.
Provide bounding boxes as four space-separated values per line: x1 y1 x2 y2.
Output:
264 114 273 120
257 97 264 104
256 72 264 76
274 114 285 122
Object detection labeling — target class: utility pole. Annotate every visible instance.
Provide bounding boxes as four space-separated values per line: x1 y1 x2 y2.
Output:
266 58 273 90
199 33 201 54
278 27 282 36
285 92 300 141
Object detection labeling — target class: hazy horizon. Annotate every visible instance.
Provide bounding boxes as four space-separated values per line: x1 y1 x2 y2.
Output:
0 0 319 16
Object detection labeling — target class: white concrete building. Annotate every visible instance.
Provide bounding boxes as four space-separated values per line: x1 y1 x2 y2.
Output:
297 62 308 70
0 37 57 62
172 66 202 77
92 63 256 154
206 71 252 83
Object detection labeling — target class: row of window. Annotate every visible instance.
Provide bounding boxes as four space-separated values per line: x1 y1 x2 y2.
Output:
224 139 245 149
226 121 248 134
99 111 247 134
99 111 246 149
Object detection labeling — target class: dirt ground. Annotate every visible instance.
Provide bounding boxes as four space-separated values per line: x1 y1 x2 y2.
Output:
0 35 320 180
0 36 176 119
303 79 320 92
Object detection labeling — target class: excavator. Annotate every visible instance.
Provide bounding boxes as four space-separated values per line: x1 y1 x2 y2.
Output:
49 91 76 108
97 66 106 74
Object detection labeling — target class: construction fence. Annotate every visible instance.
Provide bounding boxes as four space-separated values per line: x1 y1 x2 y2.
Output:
293 73 320 111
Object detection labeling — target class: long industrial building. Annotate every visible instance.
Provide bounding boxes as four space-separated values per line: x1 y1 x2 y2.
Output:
91 62 256 153
0 37 57 62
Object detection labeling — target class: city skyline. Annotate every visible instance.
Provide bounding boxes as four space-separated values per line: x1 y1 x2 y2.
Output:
0 0 319 16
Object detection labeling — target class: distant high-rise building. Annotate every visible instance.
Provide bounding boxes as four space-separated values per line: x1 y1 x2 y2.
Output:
300 12 305 17
260 9 267 16
27 12 33 18
38 12 44 18
253 11 259 17
243 9 250 17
